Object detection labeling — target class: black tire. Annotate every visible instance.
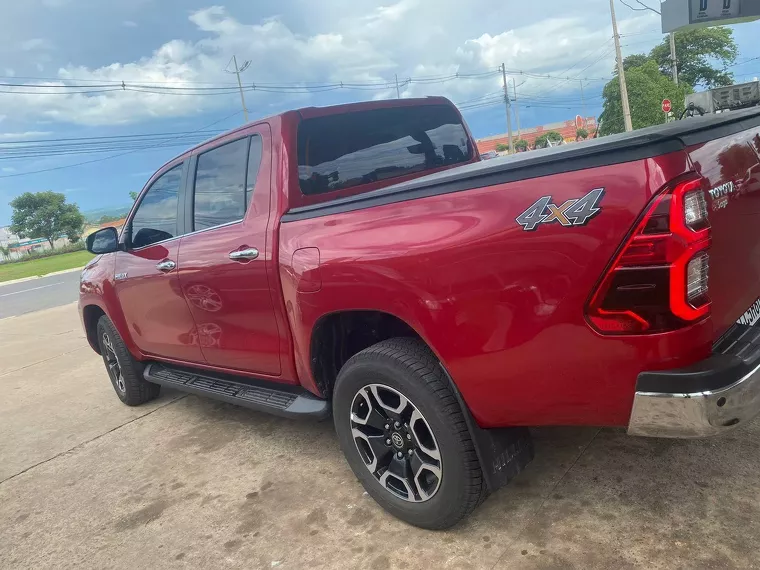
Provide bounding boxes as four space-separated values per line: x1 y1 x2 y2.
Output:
333 338 487 529
96 315 160 406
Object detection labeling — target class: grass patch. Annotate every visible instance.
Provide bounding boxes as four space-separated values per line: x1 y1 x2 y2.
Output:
0 250 95 283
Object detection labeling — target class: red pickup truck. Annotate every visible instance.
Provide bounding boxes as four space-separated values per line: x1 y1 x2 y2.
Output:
81 97 760 529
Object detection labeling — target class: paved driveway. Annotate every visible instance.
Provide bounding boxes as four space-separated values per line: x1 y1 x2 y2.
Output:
1 304 759 569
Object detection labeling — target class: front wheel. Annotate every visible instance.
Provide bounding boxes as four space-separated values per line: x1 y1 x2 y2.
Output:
333 338 487 529
96 315 160 406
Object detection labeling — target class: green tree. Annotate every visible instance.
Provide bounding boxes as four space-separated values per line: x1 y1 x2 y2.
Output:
576 128 589 140
600 60 692 136
0 245 10 261
622 53 651 72
534 131 563 149
515 139 528 152
129 191 138 201
9 191 86 249
650 27 737 87
495 143 509 152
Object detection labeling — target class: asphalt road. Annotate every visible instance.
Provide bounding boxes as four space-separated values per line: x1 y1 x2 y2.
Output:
0 270 81 319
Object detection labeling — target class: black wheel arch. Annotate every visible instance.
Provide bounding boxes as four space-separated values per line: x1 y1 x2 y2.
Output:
309 309 428 399
82 304 107 354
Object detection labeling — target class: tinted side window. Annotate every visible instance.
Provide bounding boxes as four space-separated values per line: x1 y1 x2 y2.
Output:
246 135 263 207
194 138 248 231
297 105 472 196
131 164 182 249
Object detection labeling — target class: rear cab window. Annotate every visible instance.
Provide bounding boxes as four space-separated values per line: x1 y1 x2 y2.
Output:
297 104 473 199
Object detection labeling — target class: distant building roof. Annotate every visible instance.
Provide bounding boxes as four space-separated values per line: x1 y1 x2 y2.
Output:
476 117 598 152
100 218 127 229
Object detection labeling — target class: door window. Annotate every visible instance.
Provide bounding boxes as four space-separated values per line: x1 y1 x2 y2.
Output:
130 164 182 249
193 138 249 231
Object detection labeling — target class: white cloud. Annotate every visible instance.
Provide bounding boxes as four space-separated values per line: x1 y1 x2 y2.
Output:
21 38 53 51
0 2 661 126
123 20 138 28
0 131 53 139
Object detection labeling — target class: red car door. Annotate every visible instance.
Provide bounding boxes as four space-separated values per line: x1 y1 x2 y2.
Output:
177 126 283 377
114 161 205 363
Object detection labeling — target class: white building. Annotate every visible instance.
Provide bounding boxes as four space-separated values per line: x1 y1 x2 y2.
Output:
0 226 19 247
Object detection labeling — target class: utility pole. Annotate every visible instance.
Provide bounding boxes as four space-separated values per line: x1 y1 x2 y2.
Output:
669 32 679 86
512 78 521 138
226 55 250 123
580 80 587 125
609 0 632 132
501 63 514 154
395 74 401 99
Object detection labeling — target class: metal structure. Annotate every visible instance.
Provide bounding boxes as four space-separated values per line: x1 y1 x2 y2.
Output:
610 0 633 132
661 0 760 33
500 63 515 153
685 80 760 114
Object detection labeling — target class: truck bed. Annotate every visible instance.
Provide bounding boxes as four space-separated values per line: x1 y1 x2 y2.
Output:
282 106 760 222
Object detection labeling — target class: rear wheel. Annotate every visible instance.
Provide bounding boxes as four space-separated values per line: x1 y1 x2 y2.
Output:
96 316 160 406
333 338 487 529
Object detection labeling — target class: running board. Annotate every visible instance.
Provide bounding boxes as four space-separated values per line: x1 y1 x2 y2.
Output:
144 363 330 420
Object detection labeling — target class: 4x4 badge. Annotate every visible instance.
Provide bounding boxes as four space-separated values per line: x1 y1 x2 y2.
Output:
516 188 605 231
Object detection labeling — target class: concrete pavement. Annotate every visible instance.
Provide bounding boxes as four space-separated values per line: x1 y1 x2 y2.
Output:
0 270 81 319
2 304 760 569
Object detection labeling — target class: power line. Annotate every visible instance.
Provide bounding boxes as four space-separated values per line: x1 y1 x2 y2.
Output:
725 55 760 69
0 130 223 145
0 69 626 97
0 110 243 179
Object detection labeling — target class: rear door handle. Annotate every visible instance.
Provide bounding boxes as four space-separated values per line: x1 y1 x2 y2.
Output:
229 248 259 261
156 260 176 272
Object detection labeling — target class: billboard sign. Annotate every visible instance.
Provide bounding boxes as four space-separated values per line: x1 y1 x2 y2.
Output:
662 0 760 32
690 0 741 24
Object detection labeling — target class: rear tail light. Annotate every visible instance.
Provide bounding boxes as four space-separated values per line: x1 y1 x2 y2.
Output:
586 176 711 335
686 251 709 303
683 190 709 230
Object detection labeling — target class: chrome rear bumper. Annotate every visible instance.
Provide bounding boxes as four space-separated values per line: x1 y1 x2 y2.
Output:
628 326 760 438
628 361 760 437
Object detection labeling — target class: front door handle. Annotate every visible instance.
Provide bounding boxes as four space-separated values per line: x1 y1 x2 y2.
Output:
229 248 259 261
156 259 176 272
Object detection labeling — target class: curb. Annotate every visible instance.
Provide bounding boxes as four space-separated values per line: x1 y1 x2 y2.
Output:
0 266 85 288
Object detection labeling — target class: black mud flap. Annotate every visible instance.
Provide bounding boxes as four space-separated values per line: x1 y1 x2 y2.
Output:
442 365 534 492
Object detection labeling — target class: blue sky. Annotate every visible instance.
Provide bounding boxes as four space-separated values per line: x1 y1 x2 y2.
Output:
1 0 759 225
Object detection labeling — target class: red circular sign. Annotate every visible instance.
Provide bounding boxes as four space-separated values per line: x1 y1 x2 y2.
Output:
662 99 672 113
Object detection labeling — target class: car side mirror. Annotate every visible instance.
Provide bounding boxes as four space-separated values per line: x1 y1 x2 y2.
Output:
86 227 119 254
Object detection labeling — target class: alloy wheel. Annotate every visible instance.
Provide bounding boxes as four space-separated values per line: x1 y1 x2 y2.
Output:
102 332 125 393
350 383 442 502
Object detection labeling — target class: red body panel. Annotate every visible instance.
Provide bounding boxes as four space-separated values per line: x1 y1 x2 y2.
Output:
280 153 714 428
687 130 760 340
112 240 205 363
